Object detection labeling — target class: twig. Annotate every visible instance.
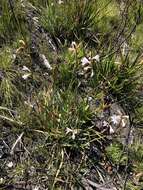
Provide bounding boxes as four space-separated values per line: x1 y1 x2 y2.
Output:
122 114 134 190
82 178 117 190
10 132 24 155
8 0 25 39
0 115 22 125
51 149 64 190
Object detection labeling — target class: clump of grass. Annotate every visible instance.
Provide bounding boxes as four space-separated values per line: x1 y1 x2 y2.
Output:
28 0 48 8
40 0 97 45
90 53 143 113
15 86 106 189
106 142 127 165
54 42 85 89
0 47 14 69
0 48 20 106
0 0 28 43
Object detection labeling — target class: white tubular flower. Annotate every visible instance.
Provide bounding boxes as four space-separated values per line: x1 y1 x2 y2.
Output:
24 101 34 108
83 66 92 72
103 121 114 134
12 54 16 60
71 41 77 48
33 186 39 190
7 161 13 168
72 129 78 140
22 66 31 72
81 57 90 67
66 127 78 140
92 54 100 62
110 115 121 125
121 115 129 127
109 125 114 134
68 41 77 52
22 73 31 80
103 120 108 126
0 178 4 184
66 127 73 134
58 0 64 4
